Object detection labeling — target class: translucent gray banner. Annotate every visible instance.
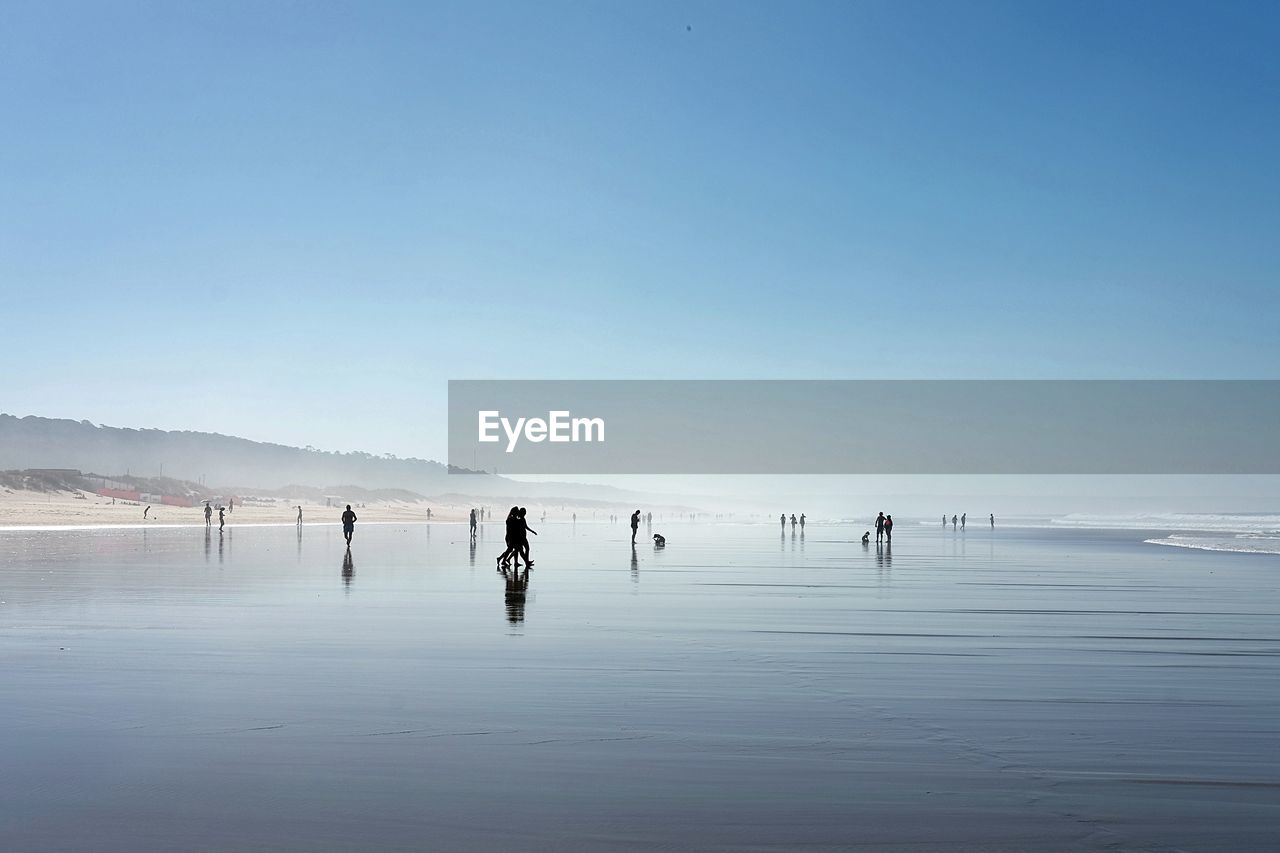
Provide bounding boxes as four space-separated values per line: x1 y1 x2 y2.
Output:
447 380 1280 475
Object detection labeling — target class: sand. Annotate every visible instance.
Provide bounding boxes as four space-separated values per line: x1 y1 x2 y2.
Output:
2 522 1277 851
0 486 577 528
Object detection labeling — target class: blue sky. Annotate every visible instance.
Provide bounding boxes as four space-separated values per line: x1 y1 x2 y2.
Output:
3 0 1278 459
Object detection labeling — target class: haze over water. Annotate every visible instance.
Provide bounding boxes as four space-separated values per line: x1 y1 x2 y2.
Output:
2 522 1277 851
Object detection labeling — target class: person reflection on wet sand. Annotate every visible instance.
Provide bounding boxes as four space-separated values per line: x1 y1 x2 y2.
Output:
342 548 355 589
469 533 477 567
631 543 639 579
876 539 892 569
204 526 211 562
500 564 529 623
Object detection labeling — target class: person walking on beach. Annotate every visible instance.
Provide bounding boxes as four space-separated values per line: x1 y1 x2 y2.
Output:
341 504 357 546
875 512 885 543
942 514 946 526
498 507 521 568
990 513 995 527
143 505 150 520
799 513 806 530
296 506 303 525
517 507 537 566
631 510 641 544
780 513 786 529
961 512 966 529
469 508 477 537
218 506 226 531
205 502 212 527
790 514 797 530
951 514 957 529
228 497 233 514
884 514 894 543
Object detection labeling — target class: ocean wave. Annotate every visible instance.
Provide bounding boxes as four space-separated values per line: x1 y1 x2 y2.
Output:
1144 534 1280 556
1054 513 1280 534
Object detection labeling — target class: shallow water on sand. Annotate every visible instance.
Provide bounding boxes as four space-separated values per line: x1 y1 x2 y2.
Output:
2 522 1278 852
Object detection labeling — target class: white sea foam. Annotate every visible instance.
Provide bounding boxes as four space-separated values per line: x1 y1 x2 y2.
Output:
1144 533 1280 556
1053 512 1280 534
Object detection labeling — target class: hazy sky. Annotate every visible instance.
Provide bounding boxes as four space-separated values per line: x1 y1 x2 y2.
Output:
3 0 1278 461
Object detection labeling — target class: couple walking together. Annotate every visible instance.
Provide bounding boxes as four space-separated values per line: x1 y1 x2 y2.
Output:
499 507 537 568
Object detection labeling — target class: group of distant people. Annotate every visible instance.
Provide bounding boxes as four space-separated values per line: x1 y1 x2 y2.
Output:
780 513 806 531
203 501 227 531
863 511 894 545
942 513 994 528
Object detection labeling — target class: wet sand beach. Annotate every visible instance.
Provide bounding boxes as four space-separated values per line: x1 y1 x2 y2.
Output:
1 522 1277 851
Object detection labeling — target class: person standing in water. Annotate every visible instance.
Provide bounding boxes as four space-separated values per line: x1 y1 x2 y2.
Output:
875 512 885 543
205 502 213 527
469 508 477 537
942 514 946 527
990 513 995 527
799 513 806 530
341 504 357 546
630 510 641 544
961 512 966 529
884 514 894 543
780 513 786 529
951 514 957 529
790 514 797 530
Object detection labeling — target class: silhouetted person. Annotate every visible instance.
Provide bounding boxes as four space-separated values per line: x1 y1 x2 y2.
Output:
498 506 521 568
884 514 894 542
517 507 537 566
780 513 786 528
861 531 870 545
799 513 806 530
653 533 666 547
218 506 225 531
630 510 641 544
228 497 233 514
952 514 957 529
469 508 477 537
143 505 150 520
296 506 303 525
204 503 212 526
875 512 885 543
341 504 357 545
942 515 947 526
961 512 966 529
990 513 995 527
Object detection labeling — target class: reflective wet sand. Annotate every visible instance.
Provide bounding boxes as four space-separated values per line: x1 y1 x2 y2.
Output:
2 523 1277 851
